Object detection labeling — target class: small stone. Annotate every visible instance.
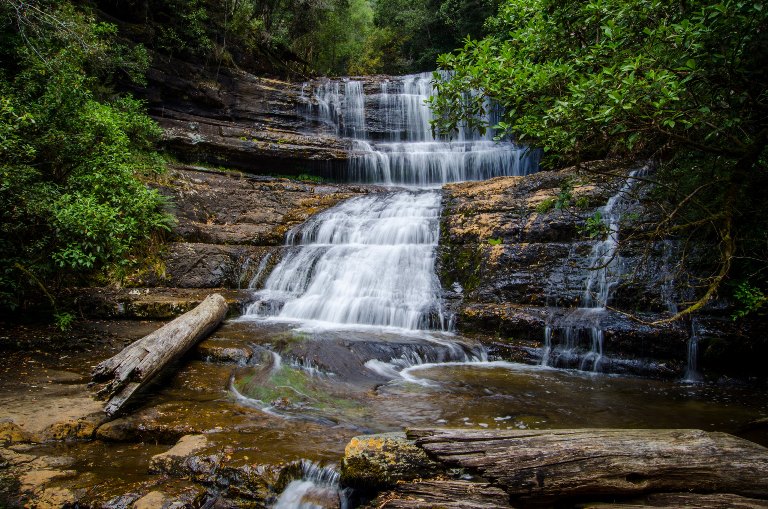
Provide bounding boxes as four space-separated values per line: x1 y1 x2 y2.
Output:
0 421 32 445
149 435 209 475
132 490 169 509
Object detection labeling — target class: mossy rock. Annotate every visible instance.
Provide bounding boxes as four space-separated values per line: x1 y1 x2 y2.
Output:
341 432 440 490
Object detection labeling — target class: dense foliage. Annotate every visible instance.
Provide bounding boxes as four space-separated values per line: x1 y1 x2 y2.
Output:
431 0 768 318
95 0 498 75
0 0 172 315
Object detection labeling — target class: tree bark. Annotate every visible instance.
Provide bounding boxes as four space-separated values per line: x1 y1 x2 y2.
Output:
370 479 511 509
91 293 228 416
407 428 768 503
583 492 768 508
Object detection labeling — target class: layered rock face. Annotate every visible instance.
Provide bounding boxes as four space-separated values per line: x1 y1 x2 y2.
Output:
136 57 349 173
438 164 692 372
152 165 368 289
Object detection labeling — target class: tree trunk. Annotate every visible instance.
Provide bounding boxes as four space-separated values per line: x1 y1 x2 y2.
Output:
407 428 768 503
92 293 228 416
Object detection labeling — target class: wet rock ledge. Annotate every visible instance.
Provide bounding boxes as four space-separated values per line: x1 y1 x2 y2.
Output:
66 165 374 319
344 428 768 509
437 162 753 375
139 57 350 173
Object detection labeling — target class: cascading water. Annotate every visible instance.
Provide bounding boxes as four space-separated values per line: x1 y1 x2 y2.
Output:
302 72 539 185
660 240 703 382
542 167 647 371
246 191 444 330
683 320 702 382
273 461 347 509
249 73 539 331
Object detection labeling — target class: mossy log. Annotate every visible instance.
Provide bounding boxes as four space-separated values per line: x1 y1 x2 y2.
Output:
91 293 228 416
407 428 768 504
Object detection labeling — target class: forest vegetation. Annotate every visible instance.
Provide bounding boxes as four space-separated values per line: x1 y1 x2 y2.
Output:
432 0 768 321
1 0 766 322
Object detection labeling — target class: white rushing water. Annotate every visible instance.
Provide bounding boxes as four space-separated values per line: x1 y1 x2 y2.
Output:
273 461 347 509
302 72 539 185
246 191 444 330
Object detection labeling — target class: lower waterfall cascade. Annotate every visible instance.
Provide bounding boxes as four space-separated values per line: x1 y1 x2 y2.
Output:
245 191 445 331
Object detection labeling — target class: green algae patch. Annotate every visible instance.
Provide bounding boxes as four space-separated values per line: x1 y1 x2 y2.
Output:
233 364 363 420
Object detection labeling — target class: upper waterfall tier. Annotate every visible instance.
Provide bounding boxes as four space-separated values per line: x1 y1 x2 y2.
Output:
300 72 539 186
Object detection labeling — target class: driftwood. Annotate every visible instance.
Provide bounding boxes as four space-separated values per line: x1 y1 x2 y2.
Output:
372 479 510 509
583 492 768 508
92 293 228 416
407 428 768 503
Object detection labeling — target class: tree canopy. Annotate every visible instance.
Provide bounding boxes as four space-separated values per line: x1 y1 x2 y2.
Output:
431 0 768 318
95 0 499 75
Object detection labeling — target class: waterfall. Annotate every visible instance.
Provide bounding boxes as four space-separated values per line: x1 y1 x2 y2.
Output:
245 72 540 331
302 72 539 185
273 461 347 509
542 167 647 371
246 191 444 330
661 240 703 382
683 320 702 382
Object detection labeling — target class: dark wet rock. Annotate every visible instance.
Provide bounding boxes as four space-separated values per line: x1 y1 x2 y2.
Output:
341 432 441 490
438 164 695 374
63 287 252 319
157 166 369 248
137 57 350 172
146 243 270 289
243 325 484 385
196 338 254 364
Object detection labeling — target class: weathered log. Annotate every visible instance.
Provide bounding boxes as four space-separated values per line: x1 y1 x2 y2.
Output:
369 480 512 509
582 492 768 508
407 428 768 503
91 293 228 416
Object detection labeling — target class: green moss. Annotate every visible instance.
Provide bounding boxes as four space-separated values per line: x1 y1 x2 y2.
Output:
535 197 556 213
235 364 359 413
439 243 483 293
575 196 590 208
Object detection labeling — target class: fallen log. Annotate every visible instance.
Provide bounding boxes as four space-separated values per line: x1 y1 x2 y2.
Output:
582 492 768 508
370 479 511 509
407 428 768 503
91 293 228 416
